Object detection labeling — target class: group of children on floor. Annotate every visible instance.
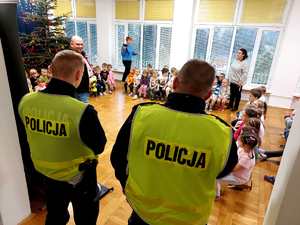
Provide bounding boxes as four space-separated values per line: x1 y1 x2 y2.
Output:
89 63 116 97
123 64 178 101
26 68 52 93
215 86 268 200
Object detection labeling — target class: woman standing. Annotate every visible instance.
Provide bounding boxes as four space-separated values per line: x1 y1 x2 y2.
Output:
121 36 139 82
226 48 249 111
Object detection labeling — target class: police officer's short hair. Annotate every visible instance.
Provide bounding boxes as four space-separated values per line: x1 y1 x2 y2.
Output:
52 50 85 78
177 59 215 98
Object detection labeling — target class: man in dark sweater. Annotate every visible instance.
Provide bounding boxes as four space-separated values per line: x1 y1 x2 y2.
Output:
111 59 238 225
70 35 91 103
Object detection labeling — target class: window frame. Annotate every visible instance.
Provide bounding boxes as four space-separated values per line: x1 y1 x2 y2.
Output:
113 0 174 72
191 24 283 88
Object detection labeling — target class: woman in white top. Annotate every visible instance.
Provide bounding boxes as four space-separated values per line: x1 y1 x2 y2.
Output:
226 49 249 112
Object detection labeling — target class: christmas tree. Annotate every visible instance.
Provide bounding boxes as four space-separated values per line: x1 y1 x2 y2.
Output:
19 0 71 71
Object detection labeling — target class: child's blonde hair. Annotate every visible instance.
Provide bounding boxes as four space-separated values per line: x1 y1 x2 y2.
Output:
151 69 158 75
253 99 267 120
131 67 136 71
174 69 179 76
258 86 267 94
142 69 148 76
223 78 229 85
47 73 53 79
171 67 176 73
29 69 38 76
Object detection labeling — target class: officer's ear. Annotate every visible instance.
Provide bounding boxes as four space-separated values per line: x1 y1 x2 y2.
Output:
203 90 213 101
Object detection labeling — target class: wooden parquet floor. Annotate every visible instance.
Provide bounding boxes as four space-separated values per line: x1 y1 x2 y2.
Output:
19 80 293 225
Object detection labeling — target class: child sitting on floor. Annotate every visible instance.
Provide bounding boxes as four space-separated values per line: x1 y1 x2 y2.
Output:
215 128 260 200
155 68 169 101
124 67 135 96
132 68 141 100
34 77 46 92
137 69 149 99
146 69 158 101
107 64 116 91
252 99 267 123
205 76 220 112
234 108 258 142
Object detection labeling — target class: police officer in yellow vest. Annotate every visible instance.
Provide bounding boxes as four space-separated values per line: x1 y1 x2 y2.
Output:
111 60 238 225
19 50 106 225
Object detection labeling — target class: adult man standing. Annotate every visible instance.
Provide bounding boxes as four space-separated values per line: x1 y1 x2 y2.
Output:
70 35 91 103
111 59 238 225
19 50 106 225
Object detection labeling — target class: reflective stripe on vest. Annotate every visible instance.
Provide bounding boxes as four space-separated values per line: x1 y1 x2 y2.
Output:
125 104 232 225
19 92 97 181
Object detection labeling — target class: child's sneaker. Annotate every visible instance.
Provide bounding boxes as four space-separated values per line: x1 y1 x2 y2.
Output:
221 107 224 111
138 96 141 99
114 87 116 91
103 92 107 95
150 97 154 101
128 92 133 96
161 97 164 101
264 175 275 185
209 107 213 112
109 91 112 94
123 91 127 94
214 196 221 201
100 92 103 96
218 106 221 111
143 97 147 99
205 107 207 111
157 96 160 101
132 95 137 100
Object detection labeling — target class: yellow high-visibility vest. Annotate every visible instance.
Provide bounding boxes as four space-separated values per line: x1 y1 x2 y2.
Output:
19 92 97 181
125 104 232 225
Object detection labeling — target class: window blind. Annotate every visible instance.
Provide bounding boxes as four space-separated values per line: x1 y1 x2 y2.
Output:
210 27 234 75
142 25 157 68
75 0 96 18
53 0 72 17
90 24 98 63
145 0 174 21
65 21 75 38
115 25 125 67
76 21 89 58
115 0 140 20
128 24 141 68
193 28 210 61
241 0 287 23
158 27 172 70
198 0 236 22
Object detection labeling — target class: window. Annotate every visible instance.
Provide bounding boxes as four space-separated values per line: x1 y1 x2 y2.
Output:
144 0 174 21
90 24 98 63
228 28 258 79
115 25 125 67
115 0 140 20
241 0 287 23
192 0 288 87
210 27 234 75
252 31 280 84
193 28 210 61
75 0 96 18
66 21 76 38
65 21 98 63
142 25 157 68
198 0 237 22
128 24 141 68
158 27 172 70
